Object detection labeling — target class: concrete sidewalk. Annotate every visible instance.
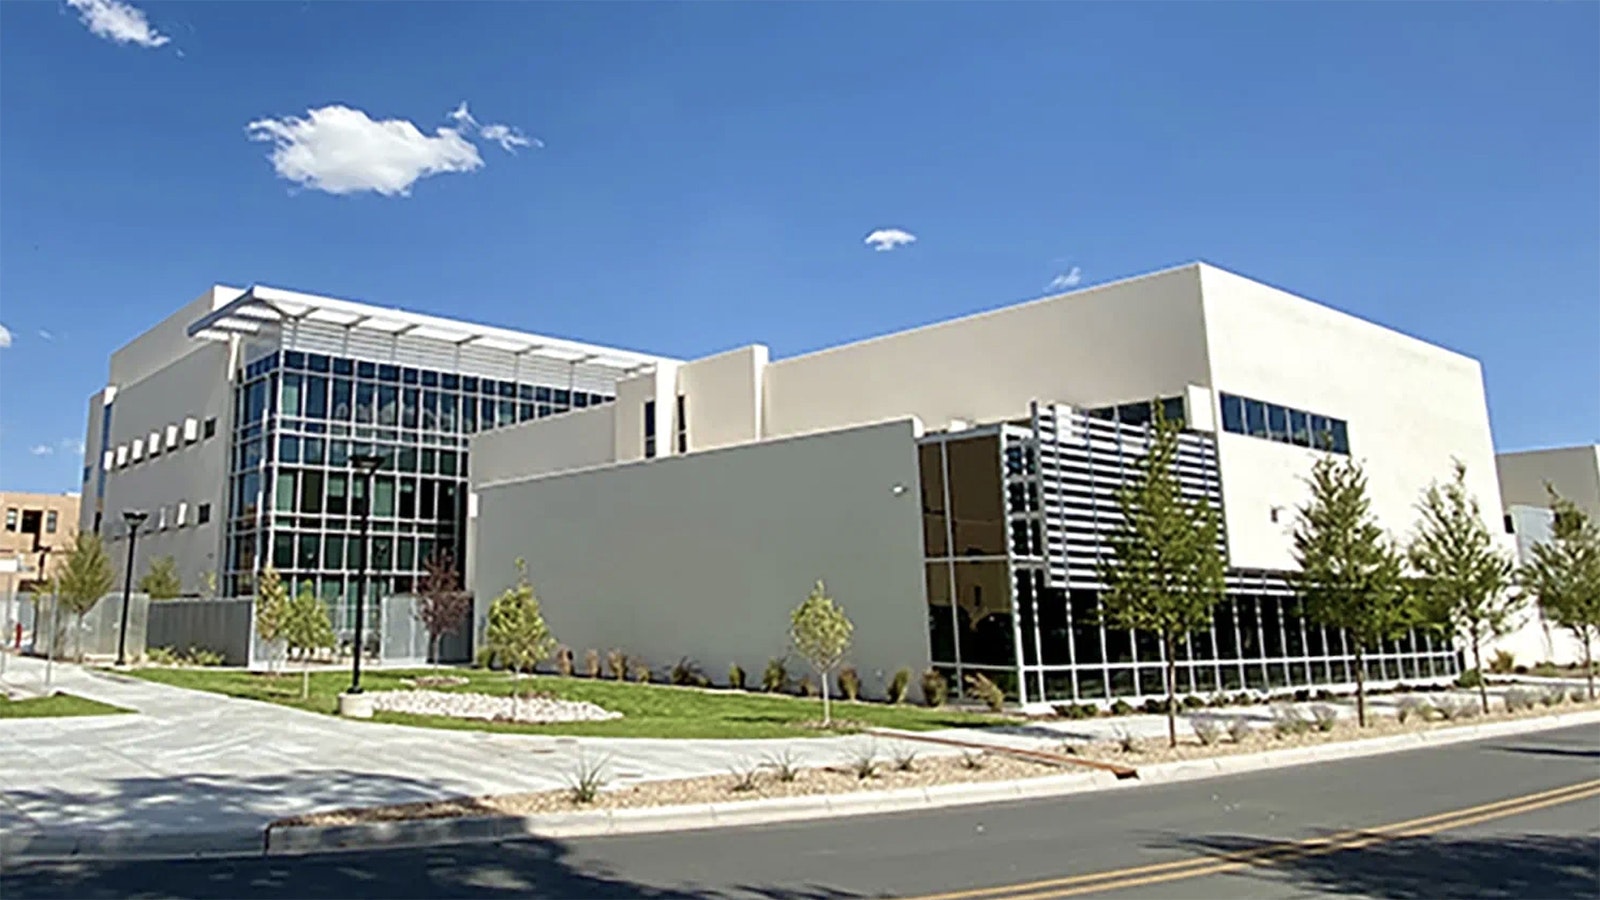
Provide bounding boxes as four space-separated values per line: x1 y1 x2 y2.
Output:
0 656 892 843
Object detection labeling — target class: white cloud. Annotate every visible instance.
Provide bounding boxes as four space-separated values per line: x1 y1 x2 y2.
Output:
1047 267 1082 291
60 438 86 455
0 324 11 349
66 0 170 48
248 105 485 197
447 102 478 131
864 228 917 252
37 329 54 341
30 445 54 457
450 102 539 153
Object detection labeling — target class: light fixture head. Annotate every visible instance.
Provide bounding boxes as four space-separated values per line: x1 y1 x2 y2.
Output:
350 452 387 474
122 509 149 527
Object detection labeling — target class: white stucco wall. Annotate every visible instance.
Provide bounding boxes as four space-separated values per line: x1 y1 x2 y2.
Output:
676 344 768 452
1199 265 1507 571
471 418 931 696
1496 446 1600 523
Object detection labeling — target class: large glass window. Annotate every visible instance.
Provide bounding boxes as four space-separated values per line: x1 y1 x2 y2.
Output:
952 561 1014 666
305 376 328 419
282 374 302 418
373 477 396 517
919 444 948 557
331 379 352 420
1267 405 1289 442
926 564 955 663
946 437 1005 557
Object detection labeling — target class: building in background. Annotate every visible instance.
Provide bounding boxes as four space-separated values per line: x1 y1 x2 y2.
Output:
1495 445 1600 666
470 262 1506 705
81 285 670 634
0 491 80 596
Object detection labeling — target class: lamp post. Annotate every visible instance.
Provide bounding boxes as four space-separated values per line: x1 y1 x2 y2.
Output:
116 510 149 666
348 452 386 694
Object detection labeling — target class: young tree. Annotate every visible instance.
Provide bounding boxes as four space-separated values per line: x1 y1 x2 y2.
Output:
1290 457 1412 728
138 555 183 600
789 580 854 726
415 549 473 665
56 533 115 662
1096 402 1227 748
485 559 556 677
254 565 290 674
1519 487 1600 700
281 581 336 699
1407 460 1518 713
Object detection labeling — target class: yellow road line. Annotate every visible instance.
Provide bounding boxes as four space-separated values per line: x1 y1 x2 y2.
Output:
901 778 1600 900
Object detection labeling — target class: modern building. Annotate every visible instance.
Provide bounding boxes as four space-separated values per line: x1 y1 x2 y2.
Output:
0 491 80 595
80 285 670 631
1495 444 1600 666
468 262 1505 704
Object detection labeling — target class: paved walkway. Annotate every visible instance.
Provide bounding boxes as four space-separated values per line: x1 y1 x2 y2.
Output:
0 656 890 840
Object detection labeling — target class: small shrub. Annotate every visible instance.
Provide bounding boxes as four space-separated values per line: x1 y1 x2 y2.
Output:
1571 689 1588 705
1513 664 1529 675
1059 740 1082 756
670 657 707 687
960 749 988 770
583 648 601 678
1182 695 1206 711
1208 694 1230 709
1141 697 1169 715
920 669 948 708
1292 689 1311 703
1488 650 1516 675
1532 661 1558 678
474 647 496 670
1227 717 1252 743
631 659 652 683
1435 697 1469 721
606 649 627 681
762 657 789 693
1113 727 1140 754
147 646 180 666
567 754 610 804
1310 704 1339 733
837 666 861 702
1054 702 1096 720
799 675 819 698
1541 687 1565 708
1503 687 1536 712
891 744 918 772
728 662 746 691
1233 692 1255 707
1192 718 1223 746
1456 668 1483 689
554 645 574 677
729 762 761 793
1397 696 1434 723
888 667 912 704
765 749 801 782
1109 699 1134 717
187 647 224 667
1271 705 1310 738
850 746 879 779
965 672 1005 712
1313 689 1334 702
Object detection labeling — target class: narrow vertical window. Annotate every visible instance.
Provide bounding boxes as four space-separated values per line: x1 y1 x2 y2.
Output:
675 394 688 454
643 400 657 459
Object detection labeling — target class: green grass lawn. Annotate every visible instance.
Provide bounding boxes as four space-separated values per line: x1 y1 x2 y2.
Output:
124 666 1006 738
0 692 132 718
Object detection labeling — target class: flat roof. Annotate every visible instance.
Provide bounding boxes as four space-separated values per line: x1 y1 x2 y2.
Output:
186 285 675 371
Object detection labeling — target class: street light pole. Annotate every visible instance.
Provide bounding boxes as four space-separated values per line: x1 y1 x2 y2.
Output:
348 453 386 694
116 510 149 667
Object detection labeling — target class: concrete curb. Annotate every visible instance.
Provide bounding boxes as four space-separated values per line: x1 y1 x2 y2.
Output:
7 708 1598 864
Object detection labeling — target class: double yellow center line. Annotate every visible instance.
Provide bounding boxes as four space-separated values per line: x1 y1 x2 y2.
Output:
902 778 1600 900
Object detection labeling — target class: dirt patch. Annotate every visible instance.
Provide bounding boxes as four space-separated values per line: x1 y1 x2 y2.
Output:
274 751 1063 827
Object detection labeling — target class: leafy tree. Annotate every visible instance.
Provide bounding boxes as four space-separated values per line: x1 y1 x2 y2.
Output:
415 549 473 665
789 580 854 726
1096 401 1227 748
485 559 556 677
1519 487 1600 700
254 565 290 674
281 581 336 699
138 555 183 600
1407 460 1518 713
56 533 115 661
1290 457 1413 728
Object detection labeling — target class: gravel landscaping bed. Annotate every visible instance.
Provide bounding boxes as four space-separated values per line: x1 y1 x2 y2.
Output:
367 689 621 724
276 750 1063 826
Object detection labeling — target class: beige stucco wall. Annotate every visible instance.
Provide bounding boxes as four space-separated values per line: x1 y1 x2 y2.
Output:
468 404 617 489
1496 445 1600 522
1199 264 1507 572
760 265 1209 441
677 344 768 451
471 418 931 696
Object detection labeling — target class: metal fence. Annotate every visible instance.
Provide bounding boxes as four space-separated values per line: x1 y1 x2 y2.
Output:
148 598 256 666
26 592 151 661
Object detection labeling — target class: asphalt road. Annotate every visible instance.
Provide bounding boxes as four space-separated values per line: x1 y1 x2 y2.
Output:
5 722 1598 899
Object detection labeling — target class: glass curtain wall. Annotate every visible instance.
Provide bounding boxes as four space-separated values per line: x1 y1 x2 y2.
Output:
227 348 614 634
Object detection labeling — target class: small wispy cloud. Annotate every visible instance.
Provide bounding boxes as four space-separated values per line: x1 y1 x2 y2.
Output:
449 102 539 153
66 0 171 48
864 228 917 252
0 324 11 349
30 445 54 457
1047 267 1082 291
37 329 54 341
60 438 86 455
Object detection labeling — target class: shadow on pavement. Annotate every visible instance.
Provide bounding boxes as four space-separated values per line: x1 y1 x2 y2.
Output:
1158 831 1600 899
1 836 864 899
1490 744 1600 760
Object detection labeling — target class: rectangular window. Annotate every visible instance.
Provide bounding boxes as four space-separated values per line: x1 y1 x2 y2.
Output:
1116 402 1151 427
1310 415 1332 450
1288 409 1311 446
356 383 375 424
643 399 657 458
377 386 399 426
281 373 303 417
305 375 328 419
45 510 57 533
331 379 353 420
197 503 211 525
203 417 217 439
326 474 348 515
276 472 297 512
373 477 396 517
1161 396 1186 426
1330 419 1350 455
1266 405 1289 442
675 395 688 453
1220 394 1244 434
5 508 17 531
1244 399 1268 438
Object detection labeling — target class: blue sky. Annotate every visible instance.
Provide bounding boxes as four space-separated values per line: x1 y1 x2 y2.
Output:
1 1 1595 493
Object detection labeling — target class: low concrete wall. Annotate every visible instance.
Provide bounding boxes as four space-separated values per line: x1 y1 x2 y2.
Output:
147 598 253 666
